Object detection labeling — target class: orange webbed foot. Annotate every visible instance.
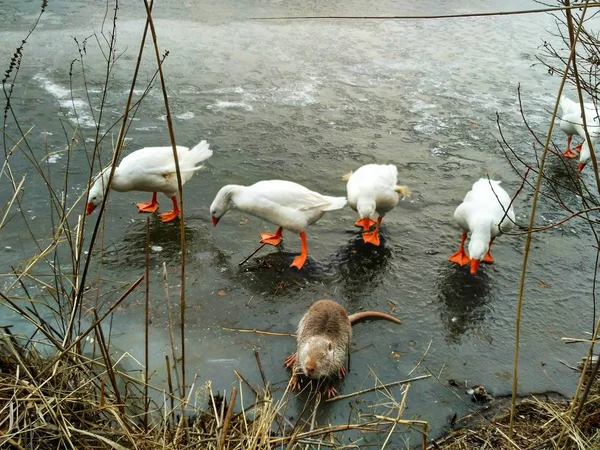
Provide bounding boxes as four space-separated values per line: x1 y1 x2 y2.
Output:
573 143 583 152
290 232 308 269
324 384 338 399
482 251 494 264
136 201 159 213
563 148 578 158
283 353 297 369
355 217 376 231
290 253 307 270
362 230 381 246
449 250 470 266
260 233 282 246
157 210 180 223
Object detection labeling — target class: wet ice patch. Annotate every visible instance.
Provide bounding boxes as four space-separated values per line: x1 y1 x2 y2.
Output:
34 74 70 98
431 146 447 157
45 152 62 164
203 79 320 111
206 101 254 112
176 111 195 120
158 111 195 120
58 98 96 128
34 74 96 128
414 113 447 134
135 125 163 132
524 114 547 126
202 86 245 95
410 99 437 113
274 82 318 106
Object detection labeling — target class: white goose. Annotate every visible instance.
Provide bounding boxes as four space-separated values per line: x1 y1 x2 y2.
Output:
209 180 347 269
344 164 410 246
449 178 515 275
576 116 600 172
559 95 596 158
86 141 212 222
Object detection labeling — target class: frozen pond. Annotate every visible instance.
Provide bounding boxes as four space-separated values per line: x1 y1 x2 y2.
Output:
0 0 595 445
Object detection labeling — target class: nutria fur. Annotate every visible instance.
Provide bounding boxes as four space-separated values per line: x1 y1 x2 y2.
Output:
284 299 401 397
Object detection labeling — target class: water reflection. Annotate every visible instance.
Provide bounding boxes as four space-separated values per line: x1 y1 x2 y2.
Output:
543 156 580 192
330 233 393 305
233 250 327 298
436 263 493 344
100 217 201 268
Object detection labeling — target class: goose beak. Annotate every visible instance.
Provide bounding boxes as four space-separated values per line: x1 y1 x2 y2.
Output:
470 259 480 275
212 216 219 226
578 162 586 173
85 202 97 215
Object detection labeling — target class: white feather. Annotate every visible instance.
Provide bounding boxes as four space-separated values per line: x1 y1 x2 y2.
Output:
210 180 347 233
345 164 406 219
453 178 515 262
88 141 213 206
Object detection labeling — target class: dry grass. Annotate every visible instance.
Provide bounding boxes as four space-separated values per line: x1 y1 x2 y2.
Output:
431 374 600 450
0 329 430 449
3 1 600 449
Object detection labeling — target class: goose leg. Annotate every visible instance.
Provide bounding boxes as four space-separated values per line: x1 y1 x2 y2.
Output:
449 233 470 266
563 136 578 158
136 192 159 213
290 232 308 269
362 217 383 246
573 142 583 152
260 226 283 246
355 217 376 231
157 196 180 223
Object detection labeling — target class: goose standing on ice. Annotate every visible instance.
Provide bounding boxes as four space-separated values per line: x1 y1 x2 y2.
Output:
210 180 347 269
449 178 515 275
86 141 213 222
559 95 596 158
576 116 600 172
344 164 410 246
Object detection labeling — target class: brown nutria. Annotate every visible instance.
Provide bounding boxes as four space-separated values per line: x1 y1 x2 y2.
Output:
283 299 401 398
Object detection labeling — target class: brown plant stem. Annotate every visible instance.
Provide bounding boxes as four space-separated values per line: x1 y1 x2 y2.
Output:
508 0 590 439
141 0 187 399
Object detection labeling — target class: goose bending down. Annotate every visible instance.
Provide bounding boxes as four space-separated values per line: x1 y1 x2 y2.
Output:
448 178 515 275
344 164 410 246
559 95 596 158
576 117 600 172
86 141 213 222
210 180 347 269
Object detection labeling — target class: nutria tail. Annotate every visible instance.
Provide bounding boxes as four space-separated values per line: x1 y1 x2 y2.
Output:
348 311 401 325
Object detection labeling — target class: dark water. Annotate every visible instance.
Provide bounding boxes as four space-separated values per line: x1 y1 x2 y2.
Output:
0 0 596 445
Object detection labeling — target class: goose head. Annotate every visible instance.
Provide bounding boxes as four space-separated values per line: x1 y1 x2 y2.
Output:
85 168 110 215
357 198 376 220
467 216 493 275
468 237 489 275
209 185 238 226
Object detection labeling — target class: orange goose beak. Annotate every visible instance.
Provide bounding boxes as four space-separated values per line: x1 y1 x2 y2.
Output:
85 202 97 215
470 259 480 275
